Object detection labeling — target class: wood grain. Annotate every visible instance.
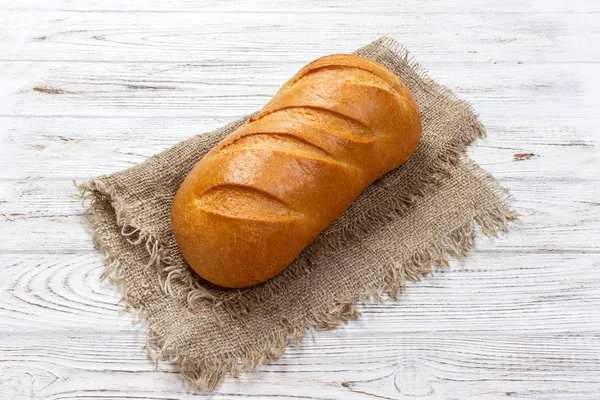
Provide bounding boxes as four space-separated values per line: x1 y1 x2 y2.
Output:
1 334 599 399
1 172 599 254
0 11 598 63
2 252 600 334
1 117 597 180
1 1 599 398
1 117 598 254
3 0 599 12
1 61 598 119
1 252 600 398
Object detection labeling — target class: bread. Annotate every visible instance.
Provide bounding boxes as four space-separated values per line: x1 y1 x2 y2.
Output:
171 54 422 288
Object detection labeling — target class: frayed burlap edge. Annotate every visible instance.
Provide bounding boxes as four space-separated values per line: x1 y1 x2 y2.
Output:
77 159 516 390
75 37 518 389
76 36 489 312
76 116 251 305
78 177 217 302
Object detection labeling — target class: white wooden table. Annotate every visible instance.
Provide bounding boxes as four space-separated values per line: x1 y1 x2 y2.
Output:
1 1 599 399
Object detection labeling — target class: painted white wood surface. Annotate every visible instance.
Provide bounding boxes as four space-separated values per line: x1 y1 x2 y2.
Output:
1 1 599 399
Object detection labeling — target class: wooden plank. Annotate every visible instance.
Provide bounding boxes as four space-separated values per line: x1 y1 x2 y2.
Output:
1 61 598 118
0 11 598 63
1 251 599 398
1 253 599 335
1 333 599 399
2 0 599 13
0 117 597 180
0 172 599 253
1 114 598 253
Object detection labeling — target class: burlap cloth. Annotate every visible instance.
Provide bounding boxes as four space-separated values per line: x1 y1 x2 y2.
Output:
79 37 516 390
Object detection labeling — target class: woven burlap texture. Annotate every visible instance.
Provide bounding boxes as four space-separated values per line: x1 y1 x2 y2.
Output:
79 37 516 390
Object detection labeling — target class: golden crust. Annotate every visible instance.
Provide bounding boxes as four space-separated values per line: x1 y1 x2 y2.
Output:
171 54 422 288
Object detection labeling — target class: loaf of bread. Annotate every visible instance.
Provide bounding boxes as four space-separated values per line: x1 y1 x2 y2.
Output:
171 54 422 288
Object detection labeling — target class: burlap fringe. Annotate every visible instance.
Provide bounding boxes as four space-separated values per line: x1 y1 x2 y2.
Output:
77 164 516 390
213 135 489 313
192 36 490 312
76 178 218 303
76 37 517 389
76 37 488 310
